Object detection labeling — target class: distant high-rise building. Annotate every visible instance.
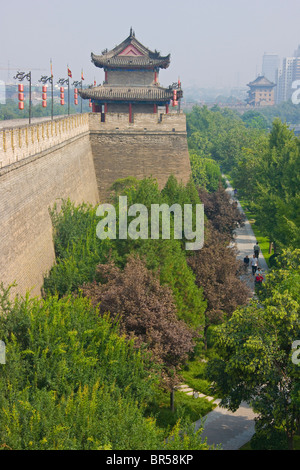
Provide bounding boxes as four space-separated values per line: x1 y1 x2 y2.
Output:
262 53 279 84
294 45 300 57
276 57 300 103
276 45 300 103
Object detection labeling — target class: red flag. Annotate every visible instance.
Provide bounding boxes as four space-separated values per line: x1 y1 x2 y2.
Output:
81 69 84 81
94 79 96 86
67 66 72 78
50 58 53 78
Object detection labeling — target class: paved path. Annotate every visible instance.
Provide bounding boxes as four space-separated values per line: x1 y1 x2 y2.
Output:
225 178 269 295
190 178 265 450
196 402 257 450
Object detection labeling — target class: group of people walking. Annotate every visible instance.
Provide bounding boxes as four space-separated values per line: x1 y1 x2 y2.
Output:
243 242 264 288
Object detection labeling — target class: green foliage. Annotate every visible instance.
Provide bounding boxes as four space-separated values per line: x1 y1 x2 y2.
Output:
207 249 300 449
257 100 300 126
232 119 300 250
44 178 207 335
180 359 212 396
43 200 115 296
0 285 209 449
250 427 289 450
189 152 222 191
0 98 91 122
186 105 265 173
241 110 269 130
146 387 214 432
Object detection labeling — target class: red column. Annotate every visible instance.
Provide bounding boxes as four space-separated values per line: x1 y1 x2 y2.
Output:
92 103 96 113
153 104 157 113
129 103 132 123
104 103 108 113
105 70 108 82
154 71 158 83
166 103 169 114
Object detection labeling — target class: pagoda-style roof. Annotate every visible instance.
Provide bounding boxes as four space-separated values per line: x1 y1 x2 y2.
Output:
247 75 276 88
91 29 170 70
79 85 182 103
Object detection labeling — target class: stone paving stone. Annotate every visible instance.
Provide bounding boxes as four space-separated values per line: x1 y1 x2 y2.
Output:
175 384 189 389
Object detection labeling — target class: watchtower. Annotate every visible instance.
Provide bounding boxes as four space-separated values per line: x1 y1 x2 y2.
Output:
79 28 181 120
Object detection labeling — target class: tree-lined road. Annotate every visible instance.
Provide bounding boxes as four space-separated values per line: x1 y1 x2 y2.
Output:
195 179 263 450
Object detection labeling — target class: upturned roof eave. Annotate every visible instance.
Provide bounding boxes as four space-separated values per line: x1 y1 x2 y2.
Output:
79 85 182 102
91 53 171 70
90 33 171 70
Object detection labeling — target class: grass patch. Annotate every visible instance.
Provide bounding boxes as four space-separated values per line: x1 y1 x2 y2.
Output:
239 434 300 450
180 359 212 395
238 195 273 267
145 386 215 433
294 435 300 450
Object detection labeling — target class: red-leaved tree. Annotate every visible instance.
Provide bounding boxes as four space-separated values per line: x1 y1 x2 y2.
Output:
81 256 196 386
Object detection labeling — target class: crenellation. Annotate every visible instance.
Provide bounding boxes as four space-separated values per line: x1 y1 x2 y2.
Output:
0 115 90 168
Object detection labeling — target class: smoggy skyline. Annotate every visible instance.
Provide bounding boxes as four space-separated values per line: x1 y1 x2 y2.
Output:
1 0 300 90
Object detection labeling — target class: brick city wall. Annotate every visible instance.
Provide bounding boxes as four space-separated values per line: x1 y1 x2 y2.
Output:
0 111 191 297
0 114 90 169
0 123 99 298
89 112 191 199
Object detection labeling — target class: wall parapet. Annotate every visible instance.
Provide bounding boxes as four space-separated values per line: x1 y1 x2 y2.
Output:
88 112 188 133
0 114 89 169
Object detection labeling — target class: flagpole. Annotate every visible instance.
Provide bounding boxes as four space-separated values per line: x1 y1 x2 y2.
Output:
68 78 70 116
51 78 54 120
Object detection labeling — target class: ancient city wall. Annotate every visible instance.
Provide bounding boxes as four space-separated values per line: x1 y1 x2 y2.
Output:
89 112 191 199
0 114 89 168
0 111 191 297
0 118 99 298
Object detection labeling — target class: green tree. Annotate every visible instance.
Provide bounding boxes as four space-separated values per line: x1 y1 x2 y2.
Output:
0 285 210 450
233 119 300 251
207 250 300 449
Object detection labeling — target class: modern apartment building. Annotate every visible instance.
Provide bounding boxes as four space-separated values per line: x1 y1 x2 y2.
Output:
262 53 279 84
276 45 300 103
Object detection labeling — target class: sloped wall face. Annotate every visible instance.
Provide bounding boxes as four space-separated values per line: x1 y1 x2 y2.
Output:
0 112 191 298
0 133 99 298
89 112 191 200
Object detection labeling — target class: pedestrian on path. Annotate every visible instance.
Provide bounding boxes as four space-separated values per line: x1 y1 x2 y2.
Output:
243 255 250 272
251 255 258 275
253 242 260 259
254 268 264 293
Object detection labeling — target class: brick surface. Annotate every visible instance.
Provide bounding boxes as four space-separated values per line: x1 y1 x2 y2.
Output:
0 112 191 297
0 133 98 297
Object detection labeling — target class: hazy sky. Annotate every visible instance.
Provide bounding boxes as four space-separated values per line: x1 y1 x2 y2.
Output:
1 0 300 90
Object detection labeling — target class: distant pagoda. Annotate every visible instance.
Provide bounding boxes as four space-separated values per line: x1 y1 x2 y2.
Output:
246 75 276 106
79 28 182 120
